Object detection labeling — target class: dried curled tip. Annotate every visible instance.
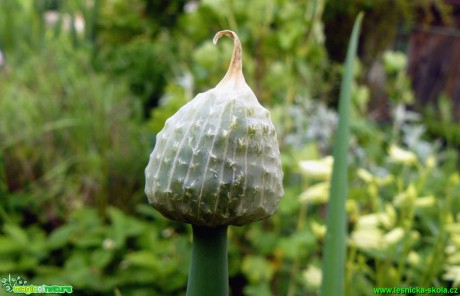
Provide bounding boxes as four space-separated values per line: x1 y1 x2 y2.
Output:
213 30 246 90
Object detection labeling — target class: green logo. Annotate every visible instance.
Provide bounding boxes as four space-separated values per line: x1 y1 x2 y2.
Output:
1 274 73 294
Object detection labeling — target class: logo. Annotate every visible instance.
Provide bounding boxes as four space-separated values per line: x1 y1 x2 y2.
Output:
1 274 73 294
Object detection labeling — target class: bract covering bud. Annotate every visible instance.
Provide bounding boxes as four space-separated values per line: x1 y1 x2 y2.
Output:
145 30 283 227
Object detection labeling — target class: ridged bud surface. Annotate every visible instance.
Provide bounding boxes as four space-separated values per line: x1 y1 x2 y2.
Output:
145 30 283 227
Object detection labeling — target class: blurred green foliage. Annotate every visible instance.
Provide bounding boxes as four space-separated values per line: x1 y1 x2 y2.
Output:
0 0 459 295
0 205 190 296
0 38 148 219
424 94 460 147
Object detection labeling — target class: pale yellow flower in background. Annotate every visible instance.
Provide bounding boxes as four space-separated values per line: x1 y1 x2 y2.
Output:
426 155 436 170
299 156 333 180
446 213 455 225
451 173 460 185
414 195 436 208
103 238 115 250
350 228 385 251
384 227 405 245
311 220 326 239
447 252 460 265
375 175 394 186
385 203 397 226
357 168 373 183
446 245 457 256
393 183 417 207
407 251 421 266
383 51 407 71
303 265 322 288
357 168 394 186
356 213 393 229
388 145 417 165
299 182 329 204
356 213 380 228
346 199 359 216
442 266 460 287
446 224 460 235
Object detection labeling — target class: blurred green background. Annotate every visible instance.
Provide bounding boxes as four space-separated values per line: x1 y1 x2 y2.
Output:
0 0 459 295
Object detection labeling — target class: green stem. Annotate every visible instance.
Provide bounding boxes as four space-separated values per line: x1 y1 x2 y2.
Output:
186 225 229 296
287 202 307 296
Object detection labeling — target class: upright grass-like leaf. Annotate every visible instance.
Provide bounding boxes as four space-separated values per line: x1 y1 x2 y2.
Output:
321 13 363 296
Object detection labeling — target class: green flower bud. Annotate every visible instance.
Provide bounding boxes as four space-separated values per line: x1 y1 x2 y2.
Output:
145 30 283 227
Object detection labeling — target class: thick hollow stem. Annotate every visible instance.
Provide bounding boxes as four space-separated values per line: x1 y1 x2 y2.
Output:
186 225 229 296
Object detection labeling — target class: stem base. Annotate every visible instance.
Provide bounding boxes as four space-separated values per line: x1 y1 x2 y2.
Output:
186 225 229 296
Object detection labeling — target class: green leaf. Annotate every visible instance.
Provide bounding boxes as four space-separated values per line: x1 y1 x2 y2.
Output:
16 255 39 271
90 249 113 268
48 224 78 249
0 236 21 254
74 233 105 248
245 225 278 255
3 223 28 246
278 230 316 260
321 12 363 296
107 206 129 248
0 260 16 274
242 255 274 284
125 251 161 271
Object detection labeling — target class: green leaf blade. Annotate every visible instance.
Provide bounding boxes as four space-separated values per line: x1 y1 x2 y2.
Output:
321 12 364 296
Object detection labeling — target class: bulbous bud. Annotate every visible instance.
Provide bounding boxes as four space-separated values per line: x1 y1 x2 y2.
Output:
145 30 283 227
